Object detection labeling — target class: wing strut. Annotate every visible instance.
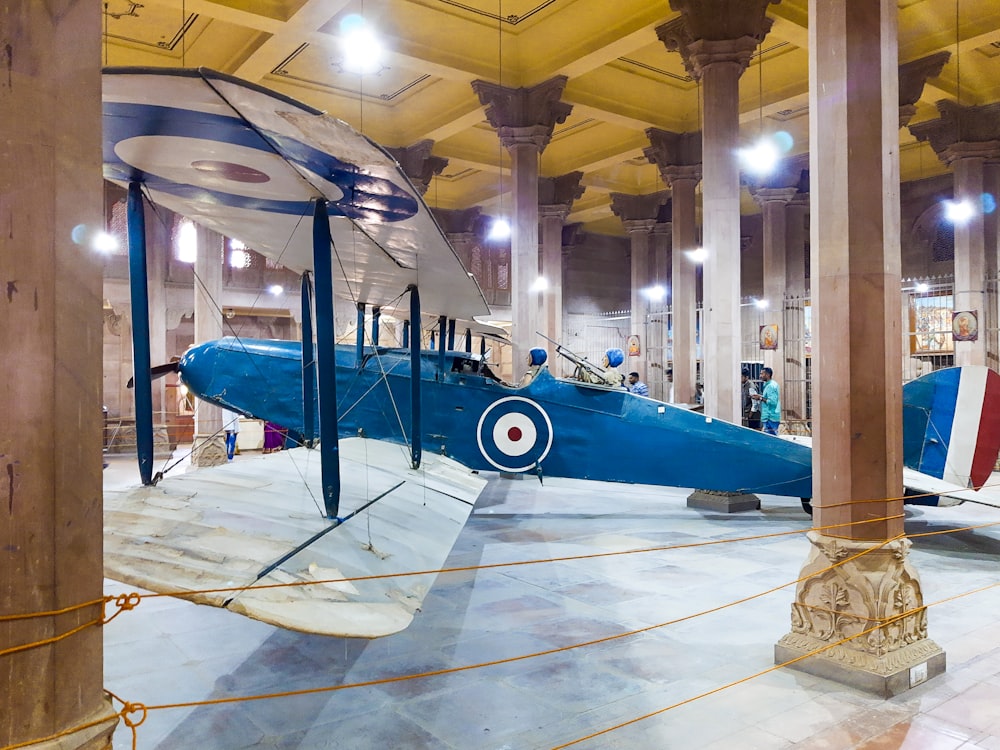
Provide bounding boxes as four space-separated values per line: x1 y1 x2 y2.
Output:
409 285 422 469
355 302 366 366
312 199 341 518
437 315 447 373
300 271 316 448
372 307 381 346
126 181 155 486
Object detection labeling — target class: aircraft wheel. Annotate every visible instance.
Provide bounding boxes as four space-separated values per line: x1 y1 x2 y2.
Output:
801 498 813 516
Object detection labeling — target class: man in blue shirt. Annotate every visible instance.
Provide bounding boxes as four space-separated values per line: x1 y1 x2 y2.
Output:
627 371 649 396
752 366 781 435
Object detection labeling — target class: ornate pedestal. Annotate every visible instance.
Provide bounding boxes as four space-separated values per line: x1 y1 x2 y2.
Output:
775 531 945 697
687 489 760 513
191 435 228 467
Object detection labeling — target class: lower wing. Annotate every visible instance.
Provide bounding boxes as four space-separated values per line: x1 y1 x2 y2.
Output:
104 438 484 638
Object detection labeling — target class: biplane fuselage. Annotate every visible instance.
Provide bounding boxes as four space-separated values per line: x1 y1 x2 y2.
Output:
179 337 815 499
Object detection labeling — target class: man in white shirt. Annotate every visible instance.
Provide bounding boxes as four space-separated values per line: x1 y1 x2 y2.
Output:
222 408 240 460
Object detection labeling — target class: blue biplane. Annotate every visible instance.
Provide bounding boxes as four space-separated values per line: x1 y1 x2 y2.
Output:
103 68 1000 637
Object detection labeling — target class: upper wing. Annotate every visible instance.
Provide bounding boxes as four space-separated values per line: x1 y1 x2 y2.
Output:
102 67 489 322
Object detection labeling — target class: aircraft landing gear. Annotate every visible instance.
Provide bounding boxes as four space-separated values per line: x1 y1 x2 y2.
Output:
801 498 813 516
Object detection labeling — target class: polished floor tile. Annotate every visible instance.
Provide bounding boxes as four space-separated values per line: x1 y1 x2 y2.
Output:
102 453 1000 749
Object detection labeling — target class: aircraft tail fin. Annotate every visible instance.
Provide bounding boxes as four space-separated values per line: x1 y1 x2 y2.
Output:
903 365 1000 489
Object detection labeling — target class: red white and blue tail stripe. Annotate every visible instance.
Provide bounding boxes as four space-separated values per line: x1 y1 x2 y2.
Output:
903 365 1000 489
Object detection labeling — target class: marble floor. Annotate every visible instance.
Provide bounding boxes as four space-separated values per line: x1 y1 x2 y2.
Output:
102 450 1000 749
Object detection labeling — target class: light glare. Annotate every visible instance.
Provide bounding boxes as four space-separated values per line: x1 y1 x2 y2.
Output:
644 284 667 302
686 247 708 263
739 138 780 176
340 15 382 74
93 231 119 253
177 220 197 264
943 199 974 224
488 217 511 241
268 284 284 296
530 276 549 292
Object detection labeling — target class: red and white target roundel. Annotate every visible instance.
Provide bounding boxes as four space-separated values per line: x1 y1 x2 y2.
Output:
476 397 553 472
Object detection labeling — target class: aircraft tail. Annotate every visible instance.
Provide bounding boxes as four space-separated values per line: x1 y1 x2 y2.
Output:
902 365 1000 490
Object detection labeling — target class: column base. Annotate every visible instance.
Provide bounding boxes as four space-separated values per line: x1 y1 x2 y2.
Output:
191 435 228 467
20 695 119 749
775 635 945 698
687 489 760 513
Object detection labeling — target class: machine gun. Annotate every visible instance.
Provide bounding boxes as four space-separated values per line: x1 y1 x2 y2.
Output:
536 332 625 387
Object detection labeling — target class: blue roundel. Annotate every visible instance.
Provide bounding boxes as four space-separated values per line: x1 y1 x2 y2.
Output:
476 397 553 473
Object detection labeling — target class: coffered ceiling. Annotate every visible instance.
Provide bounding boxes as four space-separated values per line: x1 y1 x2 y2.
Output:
102 0 1000 236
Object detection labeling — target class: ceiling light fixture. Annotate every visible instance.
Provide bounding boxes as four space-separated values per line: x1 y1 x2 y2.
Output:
340 14 382 75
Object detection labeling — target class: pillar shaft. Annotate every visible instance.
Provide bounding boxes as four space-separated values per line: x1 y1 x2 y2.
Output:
785 199 809 420
952 154 987 366
671 176 700 404
192 225 227 466
697 42 755 423
756 189 798 376
511 141 541 370
540 207 568 349
1 1 118 746
810 0 903 539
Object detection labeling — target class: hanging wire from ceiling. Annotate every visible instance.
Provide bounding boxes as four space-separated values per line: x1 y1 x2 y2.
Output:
103 3 109 66
181 0 187 68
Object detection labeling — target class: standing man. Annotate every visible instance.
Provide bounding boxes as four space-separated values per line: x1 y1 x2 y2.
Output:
222 407 241 460
752 367 781 435
627 371 649 396
741 369 761 430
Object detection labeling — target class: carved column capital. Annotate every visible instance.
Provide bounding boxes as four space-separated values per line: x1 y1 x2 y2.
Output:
471 77 572 154
752 186 800 208
658 2 776 78
539 171 585 206
538 204 571 222
909 100 1000 161
660 164 703 188
644 128 702 177
610 191 670 231
386 139 448 196
898 52 950 128
433 206 484 236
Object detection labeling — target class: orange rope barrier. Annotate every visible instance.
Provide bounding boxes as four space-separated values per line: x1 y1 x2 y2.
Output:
552 580 1000 749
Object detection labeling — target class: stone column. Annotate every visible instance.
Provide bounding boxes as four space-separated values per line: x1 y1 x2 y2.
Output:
611 193 670 383
753 188 799 377
659 2 776 423
644 129 702 405
386 139 448 197
434 206 484 277
1 1 119 747
785 197 809 420
910 102 1000 367
775 0 944 696
472 78 572 377
649 221 673 401
538 172 585 357
191 226 228 467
